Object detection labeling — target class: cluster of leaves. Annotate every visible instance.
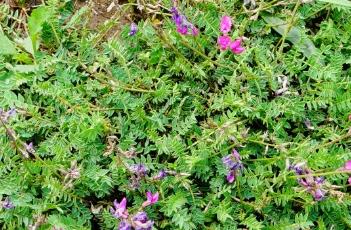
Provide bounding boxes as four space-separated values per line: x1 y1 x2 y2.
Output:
1 0 351 229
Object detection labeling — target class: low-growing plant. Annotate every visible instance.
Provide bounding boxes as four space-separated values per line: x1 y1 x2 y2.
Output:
1 0 351 229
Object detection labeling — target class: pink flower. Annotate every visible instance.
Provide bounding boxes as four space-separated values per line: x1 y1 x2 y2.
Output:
177 25 188 35
230 39 245 54
348 177 351 185
142 191 159 207
220 16 232 34
110 197 129 219
344 160 351 170
217 35 231 50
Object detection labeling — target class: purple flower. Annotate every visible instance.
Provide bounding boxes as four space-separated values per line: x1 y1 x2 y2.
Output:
2 197 14 209
171 6 198 36
153 169 167 180
312 189 326 201
217 35 231 50
118 221 132 230
129 164 148 176
290 163 327 201
230 39 245 54
132 212 154 230
226 171 235 183
110 197 128 219
142 191 159 207
129 23 138 36
0 108 16 123
222 149 243 183
220 16 232 34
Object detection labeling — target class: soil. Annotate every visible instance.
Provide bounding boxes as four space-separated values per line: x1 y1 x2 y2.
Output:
74 0 130 37
5 0 131 38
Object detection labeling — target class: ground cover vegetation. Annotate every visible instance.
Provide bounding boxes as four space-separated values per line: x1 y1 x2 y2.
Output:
1 0 351 229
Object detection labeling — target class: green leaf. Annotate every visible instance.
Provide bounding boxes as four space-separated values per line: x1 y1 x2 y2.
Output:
28 6 53 51
317 0 351 7
262 16 317 58
0 34 17 55
28 6 52 37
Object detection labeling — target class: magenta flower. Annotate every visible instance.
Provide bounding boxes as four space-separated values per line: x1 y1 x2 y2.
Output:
191 27 199 36
230 39 245 54
344 160 351 170
220 16 232 34
142 191 159 207
177 25 188 35
217 35 231 50
110 197 129 219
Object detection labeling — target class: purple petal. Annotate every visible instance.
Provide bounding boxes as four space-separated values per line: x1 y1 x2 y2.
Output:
119 197 127 210
177 25 188 35
118 221 132 230
191 27 199 36
226 171 235 183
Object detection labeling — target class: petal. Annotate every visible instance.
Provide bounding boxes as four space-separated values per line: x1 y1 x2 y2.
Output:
226 171 235 183
348 177 351 185
344 160 351 170
152 192 159 203
146 191 152 201
232 46 245 54
230 39 241 50
220 16 232 34
120 197 127 209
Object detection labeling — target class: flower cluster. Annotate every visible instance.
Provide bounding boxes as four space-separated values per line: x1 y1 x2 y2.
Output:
171 6 198 36
289 162 327 201
110 192 159 230
217 16 245 54
222 149 244 183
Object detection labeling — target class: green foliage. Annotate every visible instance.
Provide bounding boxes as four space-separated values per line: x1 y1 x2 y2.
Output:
1 0 351 229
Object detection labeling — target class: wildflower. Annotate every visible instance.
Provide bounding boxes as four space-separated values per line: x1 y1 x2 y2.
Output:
0 108 16 123
119 221 132 230
290 163 327 201
142 191 159 207
171 6 198 36
230 39 245 54
217 35 231 50
24 142 35 154
220 16 232 34
348 177 351 185
129 23 138 36
152 169 168 180
222 149 243 183
132 212 154 230
110 197 129 219
129 164 148 176
2 197 14 209
344 160 351 170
